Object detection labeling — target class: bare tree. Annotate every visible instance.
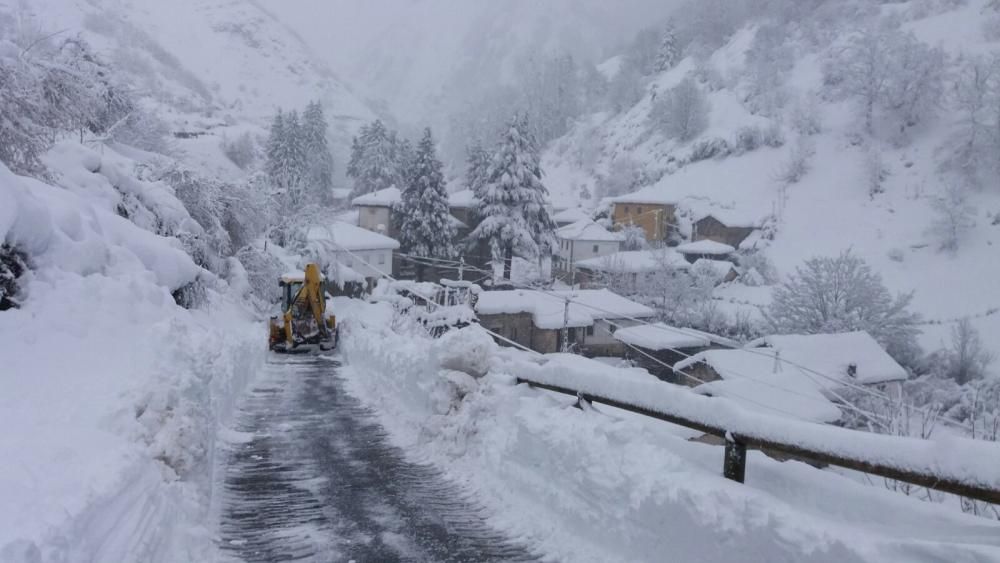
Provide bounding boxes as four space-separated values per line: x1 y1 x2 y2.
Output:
951 54 1000 189
827 24 944 138
929 183 976 253
766 251 922 365
651 77 710 142
944 319 995 386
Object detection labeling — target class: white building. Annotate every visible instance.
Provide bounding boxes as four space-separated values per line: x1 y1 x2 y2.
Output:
555 219 624 275
305 221 400 287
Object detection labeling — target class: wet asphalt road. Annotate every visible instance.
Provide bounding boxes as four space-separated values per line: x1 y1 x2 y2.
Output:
218 355 536 562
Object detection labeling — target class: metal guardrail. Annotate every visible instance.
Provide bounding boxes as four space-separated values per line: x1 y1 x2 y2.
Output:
516 377 1000 506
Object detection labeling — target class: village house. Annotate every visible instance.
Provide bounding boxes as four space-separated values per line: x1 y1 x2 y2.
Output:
304 221 400 291
672 331 908 423
609 193 677 243
352 186 402 238
690 258 739 284
447 189 492 273
691 211 766 250
613 323 716 382
475 289 655 356
554 219 624 280
574 248 690 290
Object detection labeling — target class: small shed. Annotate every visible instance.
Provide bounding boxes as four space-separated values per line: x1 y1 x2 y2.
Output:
690 258 739 285
613 323 716 382
676 240 736 263
691 210 765 249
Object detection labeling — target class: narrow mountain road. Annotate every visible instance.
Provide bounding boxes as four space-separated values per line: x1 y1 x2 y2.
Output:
218 355 536 562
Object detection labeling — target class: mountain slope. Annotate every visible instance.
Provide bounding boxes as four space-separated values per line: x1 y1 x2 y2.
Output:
542 0 1000 357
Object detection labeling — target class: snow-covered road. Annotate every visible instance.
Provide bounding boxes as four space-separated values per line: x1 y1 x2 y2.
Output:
217 355 537 562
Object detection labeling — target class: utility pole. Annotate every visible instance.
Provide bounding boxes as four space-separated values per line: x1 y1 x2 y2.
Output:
561 296 571 353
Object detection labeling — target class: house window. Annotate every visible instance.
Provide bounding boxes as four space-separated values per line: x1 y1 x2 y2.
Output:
624 206 630 214
368 208 376 215
637 206 643 214
511 327 518 340
592 244 599 253
378 253 386 265
609 324 617 334
586 325 594 337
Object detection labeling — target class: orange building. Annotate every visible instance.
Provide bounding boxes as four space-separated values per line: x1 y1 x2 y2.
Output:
610 197 677 243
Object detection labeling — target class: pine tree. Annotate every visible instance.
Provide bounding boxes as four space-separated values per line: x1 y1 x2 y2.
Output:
265 110 286 187
265 109 308 206
464 140 490 194
302 101 334 205
471 114 557 280
347 119 398 199
397 128 456 279
655 23 680 72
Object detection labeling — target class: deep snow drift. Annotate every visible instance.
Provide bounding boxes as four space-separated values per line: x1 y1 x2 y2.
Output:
336 300 1000 563
0 147 262 561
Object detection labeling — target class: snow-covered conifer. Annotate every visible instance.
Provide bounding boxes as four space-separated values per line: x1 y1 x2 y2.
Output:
471 114 557 280
654 23 680 72
347 119 398 199
302 101 334 205
397 128 456 278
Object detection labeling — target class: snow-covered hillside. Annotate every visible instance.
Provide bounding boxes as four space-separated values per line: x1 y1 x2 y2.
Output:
542 0 1000 359
1 0 374 175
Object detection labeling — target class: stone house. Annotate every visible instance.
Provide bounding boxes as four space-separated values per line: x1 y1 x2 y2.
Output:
475 289 656 356
610 194 677 243
692 212 764 250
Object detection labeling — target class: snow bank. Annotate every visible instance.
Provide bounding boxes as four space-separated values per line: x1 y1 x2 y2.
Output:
338 304 1000 562
0 160 262 561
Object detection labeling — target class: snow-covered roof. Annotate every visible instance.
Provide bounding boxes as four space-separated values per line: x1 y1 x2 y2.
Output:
475 289 655 329
306 221 400 251
280 270 325 283
575 249 690 273
738 229 765 251
693 208 767 228
611 191 679 205
747 332 908 385
691 258 738 281
674 331 906 410
552 207 592 224
351 186 401 207
614 323 714 351
555 219 624 242
328 261 366 285
676 240 736 255
448 189 478 209
694 374 842 424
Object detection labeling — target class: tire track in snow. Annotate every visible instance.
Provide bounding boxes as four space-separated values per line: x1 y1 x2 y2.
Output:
218 356 537 562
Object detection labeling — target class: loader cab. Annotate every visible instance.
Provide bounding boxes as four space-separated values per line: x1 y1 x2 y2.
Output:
279 271 328 310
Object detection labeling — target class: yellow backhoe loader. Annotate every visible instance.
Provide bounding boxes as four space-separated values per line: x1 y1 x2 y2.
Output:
268 263 338 353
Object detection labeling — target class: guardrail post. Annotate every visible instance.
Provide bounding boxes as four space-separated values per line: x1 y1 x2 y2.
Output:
723 433 747 483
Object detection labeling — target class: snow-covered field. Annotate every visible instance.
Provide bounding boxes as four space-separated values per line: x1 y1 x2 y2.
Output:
337 301 1000 563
